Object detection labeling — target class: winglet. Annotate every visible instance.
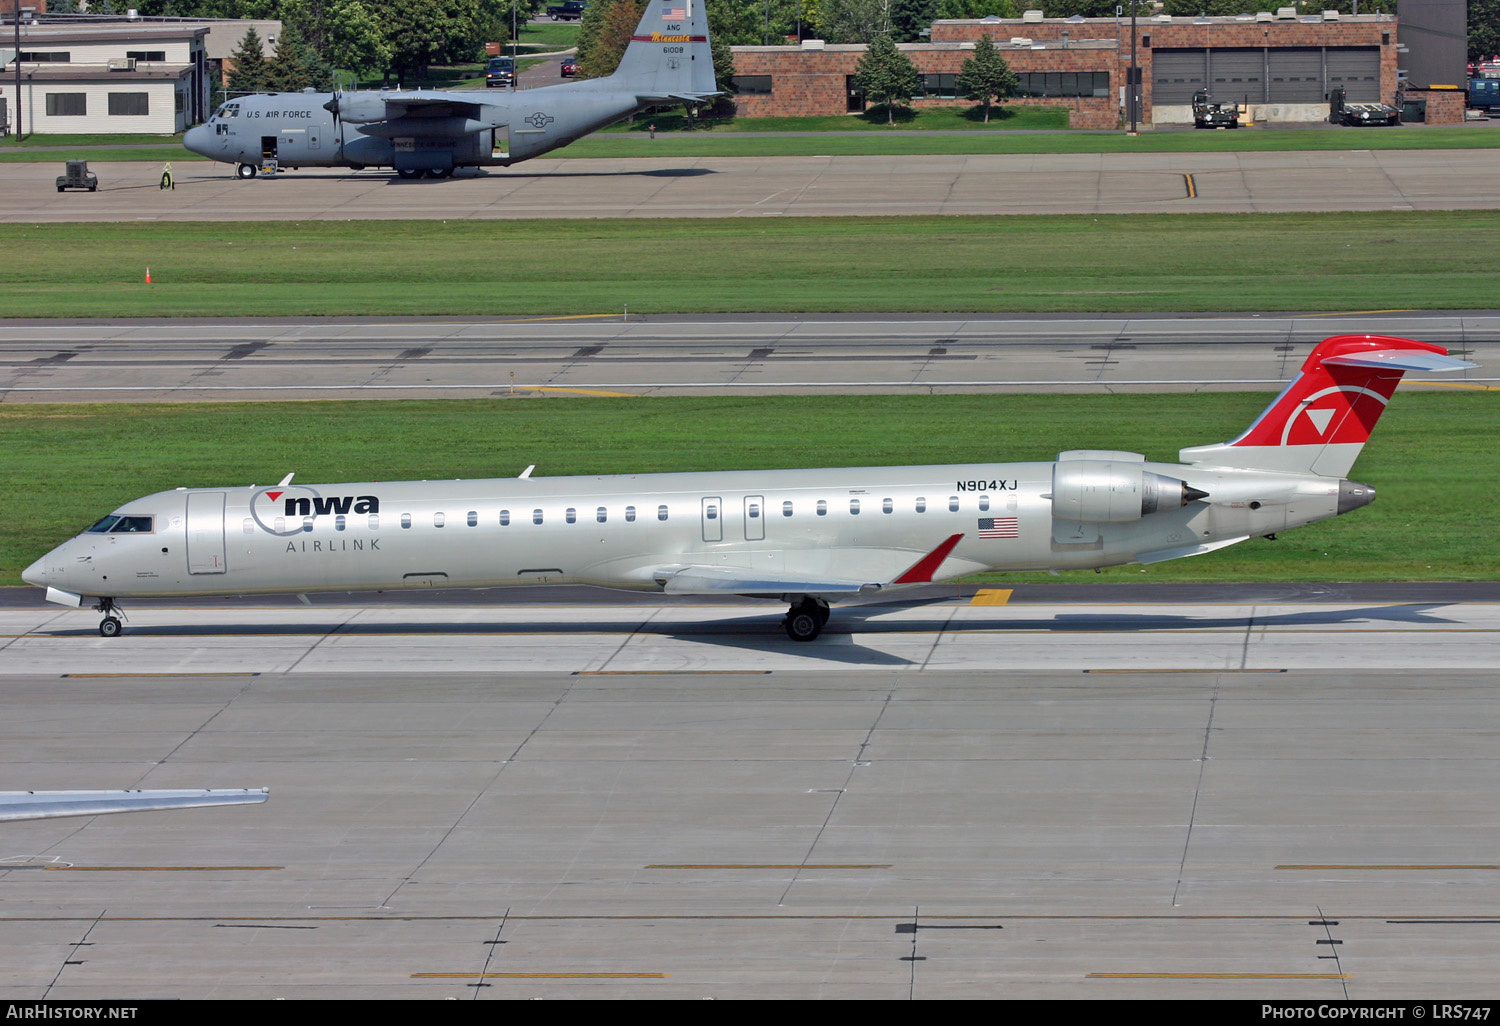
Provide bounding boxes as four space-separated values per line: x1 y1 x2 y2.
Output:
893 534 965 585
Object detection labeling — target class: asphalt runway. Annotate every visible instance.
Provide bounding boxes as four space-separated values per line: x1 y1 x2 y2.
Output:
7 146 1500 221
0 594 1496 998
2 312 1495 400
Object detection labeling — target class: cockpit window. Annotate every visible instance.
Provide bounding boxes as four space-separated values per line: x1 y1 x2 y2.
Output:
87 515 120 533
215 102 239 119
112 516 152 533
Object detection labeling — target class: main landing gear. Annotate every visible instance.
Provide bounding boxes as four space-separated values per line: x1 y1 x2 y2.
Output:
396 168 453 179
94 598 124 638
782 597 830 642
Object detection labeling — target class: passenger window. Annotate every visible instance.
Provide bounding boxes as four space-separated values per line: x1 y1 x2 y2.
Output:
302 517 313 533
275 516 286 533
816 500 827 516
467 511 478 527
566 507 577 524
916 498 926 513
658 505 668 521
979 495 990 512
625 506 636 522
369 514 379 530
783 501 793 517
401 514 412 529
336 515 346 531
500 509 510 526
849 499 860 515
949 496 959 512
705 504 718 520
882 498 893 514
533 509 544 525
748 503 759 519
434 512 445 528
243 518 255 534
597 506 607 523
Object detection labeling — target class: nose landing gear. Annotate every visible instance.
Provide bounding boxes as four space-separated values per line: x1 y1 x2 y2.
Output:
783 597 830 642
94 598 124 637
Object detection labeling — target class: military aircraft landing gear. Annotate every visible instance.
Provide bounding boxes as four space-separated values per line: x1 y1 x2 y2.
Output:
782 598 830 642
396 168 423 179
94 598 124 637
236 163 256 179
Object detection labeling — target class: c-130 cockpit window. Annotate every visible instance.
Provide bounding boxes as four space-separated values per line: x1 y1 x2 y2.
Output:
87 515 154 533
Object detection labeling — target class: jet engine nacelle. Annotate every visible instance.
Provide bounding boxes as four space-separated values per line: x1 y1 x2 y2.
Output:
1050 458 1208 522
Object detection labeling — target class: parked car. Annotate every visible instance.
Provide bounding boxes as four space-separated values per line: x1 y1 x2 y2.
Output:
547 1 587 19
560 58 579 78
485 57 516 88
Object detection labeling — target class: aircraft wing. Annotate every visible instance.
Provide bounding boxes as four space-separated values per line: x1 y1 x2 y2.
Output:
0 789 268 822
634 91 724 104
329 91 490 124
659 566 878 599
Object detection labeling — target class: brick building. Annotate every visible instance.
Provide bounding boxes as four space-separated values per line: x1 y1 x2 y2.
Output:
730 9 1420 127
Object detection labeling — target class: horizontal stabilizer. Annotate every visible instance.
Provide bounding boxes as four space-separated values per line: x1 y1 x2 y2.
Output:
1322 350 1478 373
1135 536 1250 565
0 788 268 822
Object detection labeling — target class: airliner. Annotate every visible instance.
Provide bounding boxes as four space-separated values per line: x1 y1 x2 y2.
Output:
22 335 1472 641
182 1 717 178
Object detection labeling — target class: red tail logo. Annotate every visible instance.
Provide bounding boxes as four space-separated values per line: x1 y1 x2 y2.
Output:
1232 335 1451 449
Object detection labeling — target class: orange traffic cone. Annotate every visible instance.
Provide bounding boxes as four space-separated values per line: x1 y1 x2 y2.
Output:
145 267 152 283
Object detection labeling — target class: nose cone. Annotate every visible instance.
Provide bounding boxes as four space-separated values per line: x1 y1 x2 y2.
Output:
182 124 213 156
22 554 48 588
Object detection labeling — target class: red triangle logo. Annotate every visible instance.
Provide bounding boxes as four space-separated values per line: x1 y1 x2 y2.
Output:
267 491 283 502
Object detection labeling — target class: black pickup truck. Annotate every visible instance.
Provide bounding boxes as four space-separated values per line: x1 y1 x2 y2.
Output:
547 0 587 19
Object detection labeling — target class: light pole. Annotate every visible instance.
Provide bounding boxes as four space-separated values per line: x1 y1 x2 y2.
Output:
1128 0 1138 135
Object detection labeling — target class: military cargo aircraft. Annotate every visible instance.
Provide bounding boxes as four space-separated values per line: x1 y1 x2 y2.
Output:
23 336 1473 642
182 1 716 179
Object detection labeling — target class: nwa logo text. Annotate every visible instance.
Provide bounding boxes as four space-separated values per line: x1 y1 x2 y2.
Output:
250 485 381 537
280 494 380 516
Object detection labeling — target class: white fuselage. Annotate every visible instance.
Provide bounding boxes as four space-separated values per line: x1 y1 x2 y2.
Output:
24 460 1344 604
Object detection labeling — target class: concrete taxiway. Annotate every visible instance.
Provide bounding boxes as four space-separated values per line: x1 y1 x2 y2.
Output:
6 147 1500 222
0 592 1497 998
1 313 1495 401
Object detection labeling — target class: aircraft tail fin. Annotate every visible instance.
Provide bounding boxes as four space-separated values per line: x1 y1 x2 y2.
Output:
610 0 718 101
1179 334 1474 478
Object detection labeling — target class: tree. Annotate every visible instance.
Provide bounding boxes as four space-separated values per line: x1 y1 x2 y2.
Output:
577 0 647 78
226 26 270 94
326 0 393 83
853 34 921 123
265 21 328 92
889 0 935 43
817 0 892 44
384 0 483 83
956 33 1016 121
1473 0 1500 63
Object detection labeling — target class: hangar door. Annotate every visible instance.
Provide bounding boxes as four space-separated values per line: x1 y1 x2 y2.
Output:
1153 47 1380 104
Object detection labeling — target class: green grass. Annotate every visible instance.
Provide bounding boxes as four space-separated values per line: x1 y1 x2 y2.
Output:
1 212 1496 318
6 392 1490 588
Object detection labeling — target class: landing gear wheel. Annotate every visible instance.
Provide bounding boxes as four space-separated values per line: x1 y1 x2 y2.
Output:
783 599 829 642
397 168 423 179
99 617 122 638
427 167 452 178
236 163 256 179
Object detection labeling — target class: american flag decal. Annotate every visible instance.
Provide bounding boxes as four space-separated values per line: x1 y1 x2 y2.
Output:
662 4 686 18
977 517 1019 539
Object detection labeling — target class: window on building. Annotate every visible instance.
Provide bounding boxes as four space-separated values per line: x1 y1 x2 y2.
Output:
920 73 960 99
126 50 167 62
21 52 70 63
1015 71 1110 98
45 93 86 116
732 75 772 95
108 91 148 117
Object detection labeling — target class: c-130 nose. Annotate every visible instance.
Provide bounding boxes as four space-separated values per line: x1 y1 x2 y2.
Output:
182 124 213 156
